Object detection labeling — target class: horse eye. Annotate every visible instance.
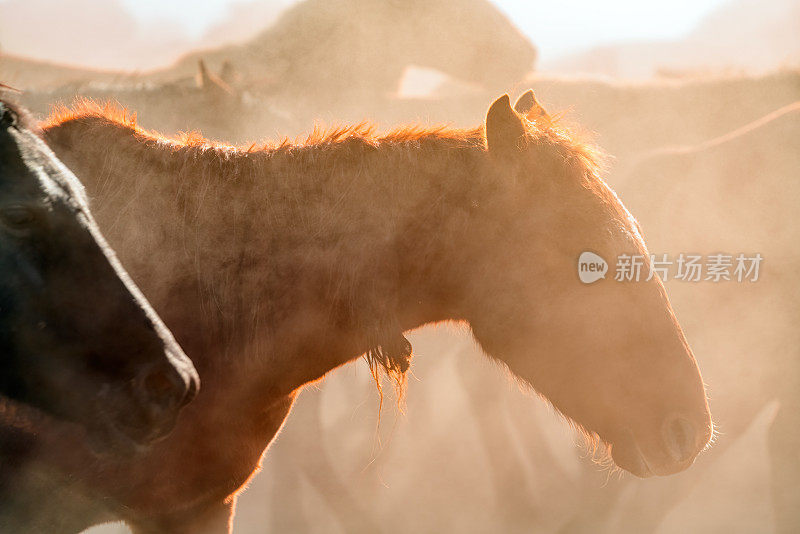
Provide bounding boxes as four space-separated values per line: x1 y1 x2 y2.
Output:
0 205 37 230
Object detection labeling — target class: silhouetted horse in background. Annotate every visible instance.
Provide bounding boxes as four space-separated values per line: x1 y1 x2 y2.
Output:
0 91 711 533
18 60 270 146
161 0 536 105
0 98 199 451
15 0 537 144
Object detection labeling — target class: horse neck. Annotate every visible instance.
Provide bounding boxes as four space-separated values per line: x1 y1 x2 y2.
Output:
231 135 482 393
44 119 479 395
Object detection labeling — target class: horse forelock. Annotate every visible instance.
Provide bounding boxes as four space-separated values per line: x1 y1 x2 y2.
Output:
518 120 642 247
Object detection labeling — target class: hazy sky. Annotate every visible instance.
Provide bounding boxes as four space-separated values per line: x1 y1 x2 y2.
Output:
117 0 730 57
1 0 733 69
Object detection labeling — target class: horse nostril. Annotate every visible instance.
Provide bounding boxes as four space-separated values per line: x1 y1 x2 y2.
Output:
663 417 698 463
138 365 183 412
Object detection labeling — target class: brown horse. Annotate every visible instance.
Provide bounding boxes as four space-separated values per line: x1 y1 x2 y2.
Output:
0 92 711 533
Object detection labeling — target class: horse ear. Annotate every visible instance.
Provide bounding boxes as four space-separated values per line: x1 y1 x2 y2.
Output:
197 59 236 99
0 103 16 129
513 90 536 114
0 82 21 94
486 94 526 154
218 61 237 85
196 59 212 89
514 90 551 124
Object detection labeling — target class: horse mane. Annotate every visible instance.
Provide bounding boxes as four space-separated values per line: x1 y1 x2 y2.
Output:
42 99 605 170
42 99 488 153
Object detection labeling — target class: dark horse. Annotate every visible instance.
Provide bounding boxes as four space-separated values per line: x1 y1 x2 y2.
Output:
0 98 199 451
0 92 711 533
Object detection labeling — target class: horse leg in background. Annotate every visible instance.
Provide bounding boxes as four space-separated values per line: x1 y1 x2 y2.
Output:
560 406 752 534
261 386 381 533
558 460 701 534
555 468 626 534
268 447 310 534
583 408 760 534
455 355 568 532
129 498 236 534
769 394 800 533
289 388 384 533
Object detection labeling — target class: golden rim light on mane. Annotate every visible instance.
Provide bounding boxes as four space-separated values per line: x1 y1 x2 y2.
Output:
42 98 625 252
42 98 603 165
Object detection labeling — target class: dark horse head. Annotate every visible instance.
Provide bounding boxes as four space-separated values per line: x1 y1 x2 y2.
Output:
454 93 713 477
0 99 199 452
